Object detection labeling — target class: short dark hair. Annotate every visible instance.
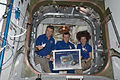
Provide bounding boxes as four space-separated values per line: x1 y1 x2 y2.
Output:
47 25 54 31
76 31 91 42
63 32 70 36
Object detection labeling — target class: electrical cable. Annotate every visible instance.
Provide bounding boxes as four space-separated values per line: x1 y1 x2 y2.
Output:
0 37 14 69
20 11 26 20
2 62 12 70
2 43 13 70
8 21 26 38
0 45 7 52
2 42 14 66
0 17 3 23
0 7 27 38
0 6 26 69
7 7 27 38
0 11 8 23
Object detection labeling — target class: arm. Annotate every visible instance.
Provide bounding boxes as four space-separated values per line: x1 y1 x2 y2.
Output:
85 52 92 62
71 43 75 49
35 46 43 51
85 44 92 62
55 41 60 50
35 35 43 51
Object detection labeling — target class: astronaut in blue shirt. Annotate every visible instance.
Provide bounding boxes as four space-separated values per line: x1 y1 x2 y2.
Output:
50 32 75 73
36 34 55 57
77 42 92 60
76 31 92 71
35 26 55 73
55 32 75 50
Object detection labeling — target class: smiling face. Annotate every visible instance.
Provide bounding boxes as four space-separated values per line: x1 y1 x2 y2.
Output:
46 27 53 38
63 34 70 43
80 36 87 45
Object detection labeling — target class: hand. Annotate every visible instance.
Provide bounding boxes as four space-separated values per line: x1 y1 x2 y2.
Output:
36 46 43 51
50 57 54 61
46 55 50 59
50 52 53 56
81 60 87 68
81 61 85 68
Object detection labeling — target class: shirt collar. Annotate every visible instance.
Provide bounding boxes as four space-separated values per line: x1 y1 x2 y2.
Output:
44 34 52 40
62 40 69 44
80 42 88 47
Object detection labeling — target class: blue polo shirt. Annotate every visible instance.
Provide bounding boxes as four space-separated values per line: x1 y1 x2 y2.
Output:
77 42 92 59
36 34 55 57
55 40 75 50
50 40 75 73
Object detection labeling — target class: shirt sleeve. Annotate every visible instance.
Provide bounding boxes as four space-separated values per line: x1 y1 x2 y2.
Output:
51 39 55 50
77 44 79 49
36 36 42 46
89 45 92 52
71 44 75 49
55 41 60 50
77 44 83 56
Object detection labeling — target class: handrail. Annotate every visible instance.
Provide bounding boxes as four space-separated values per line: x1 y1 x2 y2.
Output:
110 14 120 45
106 8 120 46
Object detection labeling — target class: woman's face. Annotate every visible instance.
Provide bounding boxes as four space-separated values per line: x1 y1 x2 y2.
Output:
80 37 87 45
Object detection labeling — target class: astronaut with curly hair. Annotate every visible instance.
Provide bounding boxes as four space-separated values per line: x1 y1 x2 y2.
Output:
76 31 92 73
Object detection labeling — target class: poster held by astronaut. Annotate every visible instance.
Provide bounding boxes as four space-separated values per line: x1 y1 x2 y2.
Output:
53 49 81 70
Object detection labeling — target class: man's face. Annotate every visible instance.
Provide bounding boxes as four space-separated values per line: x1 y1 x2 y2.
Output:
46 28 53 37
63 34 70 43
80 37 87 44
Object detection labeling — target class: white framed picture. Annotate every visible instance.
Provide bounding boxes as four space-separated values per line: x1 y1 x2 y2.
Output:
53 49 81 70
